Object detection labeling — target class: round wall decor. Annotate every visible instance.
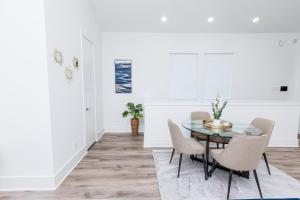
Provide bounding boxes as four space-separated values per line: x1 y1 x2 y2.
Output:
64 67 73 80
73 57 79 69
54 49 63 65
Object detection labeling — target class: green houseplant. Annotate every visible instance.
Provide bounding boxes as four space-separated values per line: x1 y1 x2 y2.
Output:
122 103 144 136
211 95 228 124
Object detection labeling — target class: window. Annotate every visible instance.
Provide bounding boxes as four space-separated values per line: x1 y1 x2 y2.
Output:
203 53 233 99
169 53 198 100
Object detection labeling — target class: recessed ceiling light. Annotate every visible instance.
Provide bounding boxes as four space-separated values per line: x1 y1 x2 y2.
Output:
161 16 167 22
252 17 260 23
208 17 214 23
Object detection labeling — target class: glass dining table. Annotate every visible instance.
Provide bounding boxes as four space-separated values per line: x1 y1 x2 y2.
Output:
182 120 263 180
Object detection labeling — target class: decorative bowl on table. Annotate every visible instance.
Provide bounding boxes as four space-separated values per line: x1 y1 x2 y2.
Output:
203 119 233 130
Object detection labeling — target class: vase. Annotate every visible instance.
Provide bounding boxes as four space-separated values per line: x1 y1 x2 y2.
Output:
131 118 139 136
213 119 222 125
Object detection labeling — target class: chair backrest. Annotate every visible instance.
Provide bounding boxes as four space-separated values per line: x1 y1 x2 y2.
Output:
217 135 267 171
251 118 275 152
191 111 211 121
167 119 190 153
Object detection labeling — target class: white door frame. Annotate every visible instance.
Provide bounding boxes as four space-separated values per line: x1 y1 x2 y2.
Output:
80 32 97 149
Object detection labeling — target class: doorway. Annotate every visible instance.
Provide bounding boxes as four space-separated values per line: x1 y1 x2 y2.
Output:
82 35 96 150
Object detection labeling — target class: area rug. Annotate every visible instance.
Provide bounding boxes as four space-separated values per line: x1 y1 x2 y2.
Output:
153 150 300 200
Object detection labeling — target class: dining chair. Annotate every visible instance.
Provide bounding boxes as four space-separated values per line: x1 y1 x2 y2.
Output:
191 111 211 121
211 135 267 199
168 119 206 178
251 118 275 175
191 111 226 149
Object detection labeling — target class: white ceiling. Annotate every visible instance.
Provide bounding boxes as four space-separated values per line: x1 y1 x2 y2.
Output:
90 0 300 33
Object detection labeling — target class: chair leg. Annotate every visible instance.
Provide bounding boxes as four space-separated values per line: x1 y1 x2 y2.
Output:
227 170 233 200
253 170 263 198
177 153 183 178
202 154 206 176
191 154 197 162
169 148 175 164
263 152 271 175
209 159 217 177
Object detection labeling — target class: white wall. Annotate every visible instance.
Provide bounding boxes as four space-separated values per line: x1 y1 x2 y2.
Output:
293 44 300 100
0 0 54 189
96 34 104 136
0 0 103 190
43 0 103 185
102 33 299 132
292 42 300 134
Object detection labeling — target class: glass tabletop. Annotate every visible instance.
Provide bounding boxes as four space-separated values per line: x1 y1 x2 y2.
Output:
182 120 263 138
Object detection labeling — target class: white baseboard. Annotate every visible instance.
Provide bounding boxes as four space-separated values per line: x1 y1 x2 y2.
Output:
53 128 108 188
96 128 105 141
104 126 131 133
144 139 172 148
269 137 299 147
54 146 87 189
104 125 144 133
0 146 87 191
0 175 55 191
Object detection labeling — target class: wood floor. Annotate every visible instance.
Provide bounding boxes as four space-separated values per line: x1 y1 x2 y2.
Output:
267 147 300 181
0 134 299 200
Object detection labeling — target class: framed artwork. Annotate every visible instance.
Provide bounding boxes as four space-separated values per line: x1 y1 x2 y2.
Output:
114 59 132 93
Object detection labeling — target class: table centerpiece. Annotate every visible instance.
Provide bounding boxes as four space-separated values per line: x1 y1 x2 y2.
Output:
211 95 228 125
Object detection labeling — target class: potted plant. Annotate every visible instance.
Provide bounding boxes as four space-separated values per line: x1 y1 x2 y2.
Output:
122 102 144 136
211 95 228 125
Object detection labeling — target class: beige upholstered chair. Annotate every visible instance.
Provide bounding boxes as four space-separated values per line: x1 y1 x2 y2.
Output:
191 111 211 121
211 135 267 199
251 118 275 175
168 119 206 178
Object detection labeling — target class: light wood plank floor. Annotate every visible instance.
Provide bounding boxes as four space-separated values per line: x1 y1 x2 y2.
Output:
0 134 299 200
267 147 300 181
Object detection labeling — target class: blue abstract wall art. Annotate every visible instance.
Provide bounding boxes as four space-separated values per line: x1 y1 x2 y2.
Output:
115 59 132 93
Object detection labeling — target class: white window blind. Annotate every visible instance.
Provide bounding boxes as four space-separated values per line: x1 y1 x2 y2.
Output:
169 53 198 100
203 53 233 99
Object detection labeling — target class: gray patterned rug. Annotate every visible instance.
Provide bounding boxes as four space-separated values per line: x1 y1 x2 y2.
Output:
153 150 300 200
